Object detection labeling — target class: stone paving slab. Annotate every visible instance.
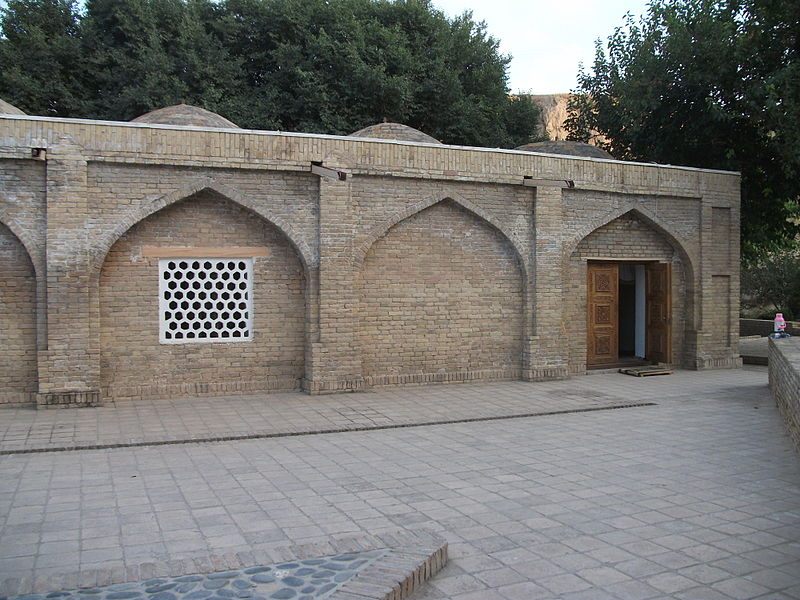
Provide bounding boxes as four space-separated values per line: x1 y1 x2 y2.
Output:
2 367 799 600
0 369 761 453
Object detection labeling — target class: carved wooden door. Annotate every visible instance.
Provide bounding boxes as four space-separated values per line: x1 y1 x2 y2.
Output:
646 262 672 364
587 262 618 367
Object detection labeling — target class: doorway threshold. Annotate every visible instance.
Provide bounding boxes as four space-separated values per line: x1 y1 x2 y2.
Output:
620 364 674 377
588 358 650 371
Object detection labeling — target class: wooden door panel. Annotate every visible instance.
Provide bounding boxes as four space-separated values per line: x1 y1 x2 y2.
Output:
646 262 672 364
587 263 618 367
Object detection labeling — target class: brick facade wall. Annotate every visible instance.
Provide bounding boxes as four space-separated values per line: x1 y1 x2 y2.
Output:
358 200 523 385
0 115 742 406
99 192 306 400
0 223 37 405
351 178 533 262
86 164 319 267
769 338 800 452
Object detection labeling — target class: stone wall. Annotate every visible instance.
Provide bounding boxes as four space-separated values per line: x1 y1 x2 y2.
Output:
358 200 524 386
99 191 305 400
0 114 742 406
769 337 800 452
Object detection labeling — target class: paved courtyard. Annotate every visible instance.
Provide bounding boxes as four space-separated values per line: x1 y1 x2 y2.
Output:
2 367 800 599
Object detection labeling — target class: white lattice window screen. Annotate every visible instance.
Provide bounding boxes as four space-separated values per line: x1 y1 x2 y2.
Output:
159 258 253 343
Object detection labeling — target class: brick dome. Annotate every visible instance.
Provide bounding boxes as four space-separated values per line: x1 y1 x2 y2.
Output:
349 122 440 144
516 140 613 159
132 104 239 128
0 98 26 116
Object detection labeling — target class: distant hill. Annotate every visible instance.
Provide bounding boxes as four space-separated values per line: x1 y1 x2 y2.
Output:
524 93 606 147
528 94 570 141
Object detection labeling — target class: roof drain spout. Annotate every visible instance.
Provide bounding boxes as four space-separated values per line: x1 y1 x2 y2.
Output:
523 176 575 188
311 161 348 181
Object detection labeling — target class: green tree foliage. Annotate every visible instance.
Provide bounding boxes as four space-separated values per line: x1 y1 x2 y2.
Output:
741 245 800 320
206 0 541 145
0 0 540 148
0 0 86 116
81 0 245 120
566 0 800 257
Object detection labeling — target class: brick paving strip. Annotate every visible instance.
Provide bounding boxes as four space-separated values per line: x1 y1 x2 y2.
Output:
0 371 740 454
0 531 448 600
0 403 655 456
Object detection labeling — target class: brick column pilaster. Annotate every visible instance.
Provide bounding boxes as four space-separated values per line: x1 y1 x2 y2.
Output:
525 186 569 380
304 170 364 393
36 136 100 407
694 181 742 370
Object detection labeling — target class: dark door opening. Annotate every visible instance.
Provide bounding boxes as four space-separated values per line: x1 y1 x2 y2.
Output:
619 271 636 358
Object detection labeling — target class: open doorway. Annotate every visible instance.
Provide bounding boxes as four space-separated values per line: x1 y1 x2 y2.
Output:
587 261 671 369
618 264 646 361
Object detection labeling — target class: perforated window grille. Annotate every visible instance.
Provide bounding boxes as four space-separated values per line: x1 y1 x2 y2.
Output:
159 258 253 344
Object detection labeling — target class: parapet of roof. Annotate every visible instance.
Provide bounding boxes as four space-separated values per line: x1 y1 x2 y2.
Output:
516 140 613 160
349 122 441 144
131 104 239 128
0 98 26 116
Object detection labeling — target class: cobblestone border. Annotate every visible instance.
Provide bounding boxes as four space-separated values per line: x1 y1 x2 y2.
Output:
0 403 656 455
0 532 447 599
2 550 389 600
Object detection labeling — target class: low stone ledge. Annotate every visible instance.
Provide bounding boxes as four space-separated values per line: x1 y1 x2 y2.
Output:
0 391 36 407
333 534 448 600
695 353 743 370
106 377 301 402
769 337 800 452
35 389 101 408
304 376 366 395
524 365 569 381
363 367 520 388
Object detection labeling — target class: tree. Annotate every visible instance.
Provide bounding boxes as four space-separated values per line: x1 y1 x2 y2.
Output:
741 245 800 320
81 0 245 121
566 0 800 257
502 94 546 148
0 0 86 116
218 0 541 146
0 0 541 148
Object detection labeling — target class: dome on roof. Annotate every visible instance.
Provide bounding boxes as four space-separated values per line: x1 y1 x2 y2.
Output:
131 104 239 128
349 122 441 144
516 140 613 160
0 98 26 116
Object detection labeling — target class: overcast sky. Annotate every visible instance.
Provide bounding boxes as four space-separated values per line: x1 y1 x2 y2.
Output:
432 0 651 94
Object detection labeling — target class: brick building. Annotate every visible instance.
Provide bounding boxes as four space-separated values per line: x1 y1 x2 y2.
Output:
0 102 741 408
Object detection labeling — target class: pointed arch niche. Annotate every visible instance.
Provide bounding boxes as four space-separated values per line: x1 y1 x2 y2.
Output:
0 221 38 405
564 209 696 373
357 198 526 386
97 187 307 400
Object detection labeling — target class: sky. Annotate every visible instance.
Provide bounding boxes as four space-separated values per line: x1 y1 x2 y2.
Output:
432 0 651 95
